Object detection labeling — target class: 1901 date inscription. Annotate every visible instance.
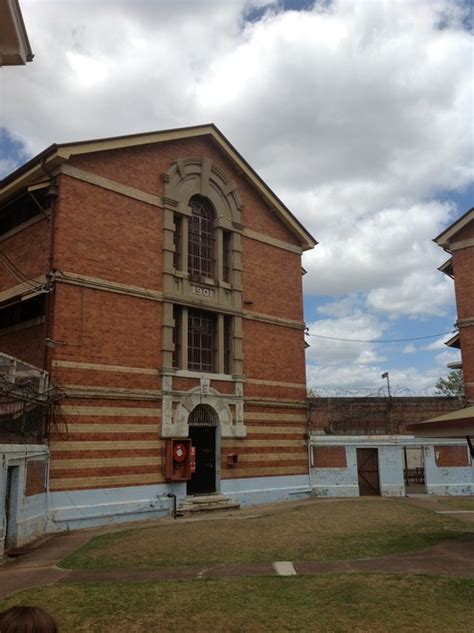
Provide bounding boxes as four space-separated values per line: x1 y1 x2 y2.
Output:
191 285 215 298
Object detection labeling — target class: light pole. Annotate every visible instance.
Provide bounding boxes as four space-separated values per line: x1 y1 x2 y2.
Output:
381 372 392 433
381 372 391 399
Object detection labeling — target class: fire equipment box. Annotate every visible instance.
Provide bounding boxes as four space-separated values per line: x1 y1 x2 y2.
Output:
163 439 192 481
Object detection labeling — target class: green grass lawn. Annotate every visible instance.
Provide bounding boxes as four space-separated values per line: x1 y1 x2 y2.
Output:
2 575 473 632
60 498 473 570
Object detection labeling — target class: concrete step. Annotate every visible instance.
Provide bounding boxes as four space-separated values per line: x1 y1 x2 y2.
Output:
179 494 240 515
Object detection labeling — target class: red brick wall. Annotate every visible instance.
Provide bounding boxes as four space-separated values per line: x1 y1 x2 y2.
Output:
312 446 347 468
0 218 49 290
0 323 44 367
50 284 162 370
451 236 474 401
434 445 470 467
310 397 463 435
25 460 47 496
243 320 306 384
55 175 163 290
69 138 300 246
241 237 303 321
452 245 474 322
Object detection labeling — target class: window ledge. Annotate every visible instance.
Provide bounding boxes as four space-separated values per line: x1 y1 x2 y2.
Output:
174 369 238 382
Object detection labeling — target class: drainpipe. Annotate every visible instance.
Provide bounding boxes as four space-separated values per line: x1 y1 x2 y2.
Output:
40 160 59 372
166 493 177 519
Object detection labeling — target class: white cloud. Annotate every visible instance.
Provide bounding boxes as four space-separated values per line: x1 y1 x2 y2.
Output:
306 355 458 396
367 269 455 317
403 344 416 354
306 306 386 365
303 200 458 306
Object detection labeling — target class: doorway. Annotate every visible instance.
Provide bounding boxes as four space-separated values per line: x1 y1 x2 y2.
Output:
357 448 380 496
404 447 426 494
4 465 20 550
187 405 217 496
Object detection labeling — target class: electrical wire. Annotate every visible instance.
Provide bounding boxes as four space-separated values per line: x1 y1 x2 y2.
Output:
306 330 455 344
0 253 50 297
0 252 42 289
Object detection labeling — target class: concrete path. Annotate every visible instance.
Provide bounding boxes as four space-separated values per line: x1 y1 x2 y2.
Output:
405 495 474 524
0 497 473 600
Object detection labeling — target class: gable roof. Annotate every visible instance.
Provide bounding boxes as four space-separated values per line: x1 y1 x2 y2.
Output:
0 123 317 251
434 207 474 250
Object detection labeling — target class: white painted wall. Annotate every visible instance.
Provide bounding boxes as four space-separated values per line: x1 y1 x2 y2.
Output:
0 445 49 555
310 436 473 497
424 445 473 495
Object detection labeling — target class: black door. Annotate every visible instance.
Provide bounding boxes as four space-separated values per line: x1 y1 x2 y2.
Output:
187 426 216 495
357 448 380 496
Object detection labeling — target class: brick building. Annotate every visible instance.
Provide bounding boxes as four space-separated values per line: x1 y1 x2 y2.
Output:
0 124 316 535
408 209 474 450
435 208 474 403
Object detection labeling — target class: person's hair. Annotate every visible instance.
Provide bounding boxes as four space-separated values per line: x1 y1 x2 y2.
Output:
0 606 58 633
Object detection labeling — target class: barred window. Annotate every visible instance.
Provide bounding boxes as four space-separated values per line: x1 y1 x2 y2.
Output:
223 315 232 375
188 196 214 278
222 230 232 283
172 305 181 368
188 309 216 372
173 214 182 270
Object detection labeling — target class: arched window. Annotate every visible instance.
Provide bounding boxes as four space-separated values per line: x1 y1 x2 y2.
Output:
189 404 218 427
188 195 214 278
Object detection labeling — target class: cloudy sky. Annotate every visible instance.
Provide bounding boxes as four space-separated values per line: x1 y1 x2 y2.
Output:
1 0 472 394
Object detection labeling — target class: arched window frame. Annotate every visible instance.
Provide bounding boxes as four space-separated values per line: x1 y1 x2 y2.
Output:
162 157 244 378
187 195 215 280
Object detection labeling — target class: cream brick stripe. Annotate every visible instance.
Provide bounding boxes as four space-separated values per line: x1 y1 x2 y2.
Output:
61 164 163 208
64 423 159 433
235 453 306 463
223 466 307 477
51 456 161 468
51 441 161 451
245 413 306 421
248 426 305 435
64 385 161 395
50 473 161 489
52 360 159 375
61 406 161 417
242 228 302 254
243 310 305 330
246 378 306 388
54 271 163 302
225 439 305 447
246 396 308 409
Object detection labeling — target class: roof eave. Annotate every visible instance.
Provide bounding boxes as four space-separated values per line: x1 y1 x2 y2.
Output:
433 207 474 249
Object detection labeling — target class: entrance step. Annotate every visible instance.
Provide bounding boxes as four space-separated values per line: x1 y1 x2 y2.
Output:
179 494 240 515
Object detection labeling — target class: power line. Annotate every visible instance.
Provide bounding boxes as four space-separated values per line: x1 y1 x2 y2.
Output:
306 330 455 344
